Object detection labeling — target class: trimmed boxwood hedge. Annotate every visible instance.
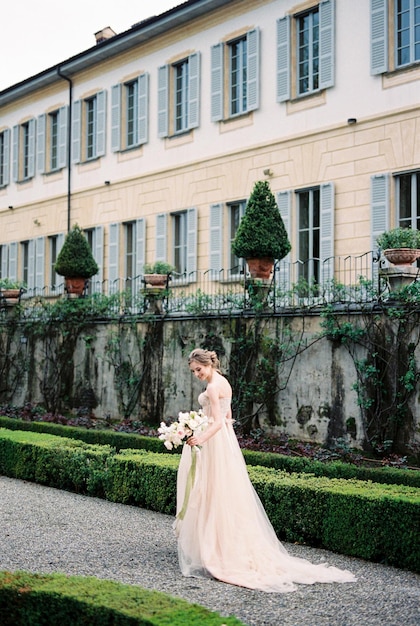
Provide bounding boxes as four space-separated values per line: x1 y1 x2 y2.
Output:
0 571 245 625
0 428 419 572
1 415 418 488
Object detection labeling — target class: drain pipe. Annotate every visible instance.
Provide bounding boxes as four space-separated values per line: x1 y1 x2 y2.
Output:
57 67 73 233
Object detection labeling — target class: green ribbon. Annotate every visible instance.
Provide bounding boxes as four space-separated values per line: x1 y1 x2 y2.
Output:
177 446 198 521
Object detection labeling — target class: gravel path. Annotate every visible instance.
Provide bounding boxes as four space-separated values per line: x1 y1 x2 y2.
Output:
0 476 419 626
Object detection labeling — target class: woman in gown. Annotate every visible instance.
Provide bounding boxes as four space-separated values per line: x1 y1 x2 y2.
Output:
174 348 357 593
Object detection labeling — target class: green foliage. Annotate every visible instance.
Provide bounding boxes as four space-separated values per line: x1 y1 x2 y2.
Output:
376 226 420 250
143 261 175 274
232 180 291 260
0 278 26 290
0 571 245 626
0 427 419 572
54 224 99 278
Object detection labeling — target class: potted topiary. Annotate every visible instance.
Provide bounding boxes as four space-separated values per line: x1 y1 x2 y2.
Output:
232 180 291 279
54 224 99 296
376 227 420 266
143 261 175 288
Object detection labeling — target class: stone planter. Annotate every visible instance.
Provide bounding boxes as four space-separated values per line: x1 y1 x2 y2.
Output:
383 248 420 266
64 277 88 297
246 257 274 279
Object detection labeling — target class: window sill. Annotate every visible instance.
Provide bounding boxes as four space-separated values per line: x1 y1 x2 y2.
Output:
383 63 420 88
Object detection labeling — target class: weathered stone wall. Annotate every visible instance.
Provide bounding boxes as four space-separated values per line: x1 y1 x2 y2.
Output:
4 313 420 451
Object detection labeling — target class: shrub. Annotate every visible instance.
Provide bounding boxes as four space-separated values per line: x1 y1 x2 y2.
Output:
54 224 99 278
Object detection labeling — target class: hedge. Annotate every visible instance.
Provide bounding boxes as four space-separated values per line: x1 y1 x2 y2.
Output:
0 428 419 572
1 415 418 488
0 571 245 625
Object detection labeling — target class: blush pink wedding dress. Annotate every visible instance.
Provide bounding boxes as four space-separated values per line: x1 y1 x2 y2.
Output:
174 392 356 593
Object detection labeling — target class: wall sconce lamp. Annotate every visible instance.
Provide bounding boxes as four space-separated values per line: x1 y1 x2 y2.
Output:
347 118 357 125
8 205 13 210
263 168 273 177
34 219 41 226
104 180 111 185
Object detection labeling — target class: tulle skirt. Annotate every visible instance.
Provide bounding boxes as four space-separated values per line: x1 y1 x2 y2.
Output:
174 420 356 593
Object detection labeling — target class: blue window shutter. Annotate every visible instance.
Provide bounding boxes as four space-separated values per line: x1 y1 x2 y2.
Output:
2 128 10 186
276 16 290 102
371 174 389 248
27 240 36 290
90 226 103 293
277 191 291 292
8 242 18 281
55 233 65 285
135 218 146 276
35 236 45 291
58 106 68 169
72 100 81 164
12 125 19 182
96 90 106 157
37 114 46 174
188 52 200 129
209 203 223 274
371 0 388 75
319 0 335 89
138 73 149 145
1 244 8 276
108 223 120 294
187 207 197 276
111 84 121 152
211 43 224 121
28 119 36 179
158 65 169 138
320 183 335 284
156 214 167 262
247 28 260 111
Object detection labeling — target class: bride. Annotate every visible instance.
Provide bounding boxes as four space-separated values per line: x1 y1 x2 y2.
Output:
174 348 357 593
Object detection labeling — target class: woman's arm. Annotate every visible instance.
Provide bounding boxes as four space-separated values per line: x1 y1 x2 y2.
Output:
187 383 222 446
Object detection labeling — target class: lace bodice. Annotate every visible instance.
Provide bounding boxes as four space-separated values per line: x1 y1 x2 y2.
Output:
198 392 231 420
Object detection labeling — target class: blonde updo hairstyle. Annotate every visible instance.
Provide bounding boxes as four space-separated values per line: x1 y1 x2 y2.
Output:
188 348 221 373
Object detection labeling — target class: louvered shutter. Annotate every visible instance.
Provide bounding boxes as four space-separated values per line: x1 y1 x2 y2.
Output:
247 29 260 111
8 242 17 281
371 173 389 283
58 106 68 169
320 183 335 285
138 73 149 145
55 233 65 286
276 17 290 102
72 100 81 163
27 240 36 291
27 119 36 179
35 237 45 292
158 65 169 138
188 53 200 129
135 218 146 276
187 208 197 276
2 129 10 186
277 191 291 293
96 90 106 157
12 125 19 182
111 84 121 152
211 43 224 121
156 214 167 262
108 223 120 294
209 203 223 274
1 244 8 276
371 0 388 75
319 0 335 89
91 226 103 293
37 114 46 174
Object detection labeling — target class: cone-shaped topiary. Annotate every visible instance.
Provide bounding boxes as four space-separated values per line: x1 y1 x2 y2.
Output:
232 180 291 260
54 224 99 278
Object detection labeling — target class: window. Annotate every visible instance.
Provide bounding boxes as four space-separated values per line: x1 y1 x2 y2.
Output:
158 55 200 137
371 0 420 73
72 91 106 163
155 210 197 277
229 201 246 273
21 241 30 286
37 107 68 174
277 0 334 102
397 171 420 228
211 30 259 121
0 129 10 187
12 119 36 182
111 75 149 152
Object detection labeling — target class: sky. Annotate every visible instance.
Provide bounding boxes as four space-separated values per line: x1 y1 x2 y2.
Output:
1 0 182 91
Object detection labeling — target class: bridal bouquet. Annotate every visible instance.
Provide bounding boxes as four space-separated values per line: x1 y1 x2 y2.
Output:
158 409 208 450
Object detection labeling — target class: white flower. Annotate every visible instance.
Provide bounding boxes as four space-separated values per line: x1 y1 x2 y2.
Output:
157 410 208 450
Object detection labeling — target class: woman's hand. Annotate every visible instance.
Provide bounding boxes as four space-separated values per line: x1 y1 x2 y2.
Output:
186 435 200 447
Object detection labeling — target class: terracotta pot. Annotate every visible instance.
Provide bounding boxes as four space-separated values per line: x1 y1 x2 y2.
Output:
246 257 274 279
65 277 87 296
383 248 420 266
0 288 21 305
143 273 168 288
